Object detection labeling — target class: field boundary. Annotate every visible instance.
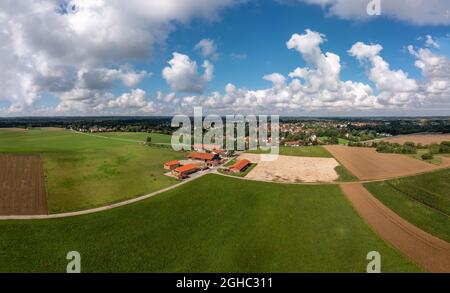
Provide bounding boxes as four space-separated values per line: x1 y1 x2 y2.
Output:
341 183 450 272
0 171 207 220
1 160 449 220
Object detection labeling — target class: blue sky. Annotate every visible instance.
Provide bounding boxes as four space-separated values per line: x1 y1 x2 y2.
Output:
1 0 450 116
150 1 449 92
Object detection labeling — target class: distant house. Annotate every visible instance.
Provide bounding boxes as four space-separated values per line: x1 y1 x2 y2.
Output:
164 160 180 170
284 140 300 147
172 164 198 178
188 152 219 163
212 149 226 155
230 159 252 173
193 144 222 151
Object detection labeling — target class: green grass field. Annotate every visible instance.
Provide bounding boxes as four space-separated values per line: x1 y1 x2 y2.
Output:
99 132 172 144
407 149 450 165
365 169 450 242
0 174 418 272
318 137 349 145
0 128 183 213
247 146 332 158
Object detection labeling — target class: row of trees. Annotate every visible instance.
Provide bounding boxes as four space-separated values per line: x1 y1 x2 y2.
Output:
376 141 417 154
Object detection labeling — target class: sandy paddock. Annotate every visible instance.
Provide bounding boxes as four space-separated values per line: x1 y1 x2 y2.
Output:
237 153 339 183
381 133 450 145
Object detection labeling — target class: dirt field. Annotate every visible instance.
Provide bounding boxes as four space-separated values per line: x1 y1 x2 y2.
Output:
0 155 48 215
237 153 339 182
324 145 448 180
341 183 450 272
381 133 450 145
0 128 27 132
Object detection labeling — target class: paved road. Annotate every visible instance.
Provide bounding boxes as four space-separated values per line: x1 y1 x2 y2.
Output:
341 183 450 272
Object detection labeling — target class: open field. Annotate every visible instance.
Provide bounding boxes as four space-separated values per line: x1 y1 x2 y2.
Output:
0 155 47 215
381 133 450 145
246 146 332 158
341 183 450 272
238 153 339 183
0 174 418 272
365 169 450 242
409 149 445 165
0 127 27 133
324 145 449 180
318 137 349 145
98 132 172 144
0 129 184 213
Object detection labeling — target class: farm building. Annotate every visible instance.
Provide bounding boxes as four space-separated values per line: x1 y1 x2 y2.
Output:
164 160 181 170
230 159 252 173
212 149 226 155
284 140 300 147
187 152 220 164
193 143 222 151
172 164 198 178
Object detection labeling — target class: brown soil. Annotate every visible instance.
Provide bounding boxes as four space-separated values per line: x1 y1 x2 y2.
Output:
325 145 448 180
0 128 27 132
341 183 450 272
382 133 450 145
0 154 48 215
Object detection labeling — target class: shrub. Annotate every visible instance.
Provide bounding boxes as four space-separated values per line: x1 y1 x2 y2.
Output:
401 142 417 154
421 153 434 160
429 143 440 154
439 141 450 154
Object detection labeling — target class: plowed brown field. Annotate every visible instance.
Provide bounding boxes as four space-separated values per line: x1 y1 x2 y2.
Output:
0 155 48 215
325 145 448 180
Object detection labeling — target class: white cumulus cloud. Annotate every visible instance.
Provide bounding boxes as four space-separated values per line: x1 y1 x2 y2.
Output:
0 0 239 114
194 38 219 59
286 0 450 26
162 52 214 93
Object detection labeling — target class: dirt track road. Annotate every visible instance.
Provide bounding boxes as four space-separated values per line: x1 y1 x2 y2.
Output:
341 183 450 272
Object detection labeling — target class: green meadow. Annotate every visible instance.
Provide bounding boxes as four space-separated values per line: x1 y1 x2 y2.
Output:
0 128 182 213
247 146 332 158
99 131 172 144
365 169 450 242
0 174 419 272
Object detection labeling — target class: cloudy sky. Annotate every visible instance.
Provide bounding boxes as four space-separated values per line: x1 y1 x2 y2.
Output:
0 0 449 116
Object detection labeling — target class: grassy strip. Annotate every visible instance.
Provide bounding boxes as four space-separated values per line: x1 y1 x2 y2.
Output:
246 146 332 158
223 158 237 167
334 166 358 182
364 169 450 242
365 182 450 242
